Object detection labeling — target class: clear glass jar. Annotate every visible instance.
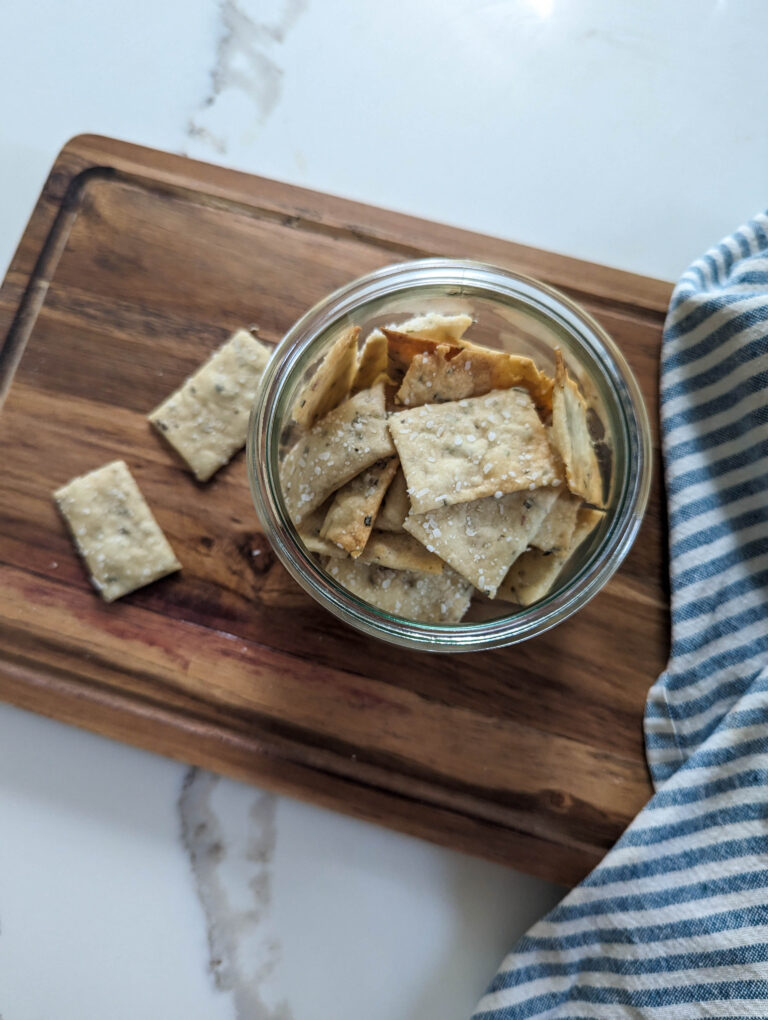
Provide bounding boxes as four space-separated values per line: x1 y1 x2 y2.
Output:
247 259 652 652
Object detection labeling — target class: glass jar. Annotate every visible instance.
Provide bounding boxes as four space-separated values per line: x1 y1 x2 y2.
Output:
247 259 652 652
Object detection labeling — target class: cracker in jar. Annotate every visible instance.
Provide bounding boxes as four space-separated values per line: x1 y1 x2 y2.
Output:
550 349 604 507
351 329 389 393
320 457 398 557
359 531 444 574
394 311 473 342
292 325 360 428
530 488 582 553
388 388 562 515
498 505 604 606
396 344 552 412
297 502 348 558
325 559 472 623
280 382 395 524
403 487 559 596
375 466 409 533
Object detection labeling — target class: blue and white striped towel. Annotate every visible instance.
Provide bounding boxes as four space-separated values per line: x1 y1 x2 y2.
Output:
472 213 768 1019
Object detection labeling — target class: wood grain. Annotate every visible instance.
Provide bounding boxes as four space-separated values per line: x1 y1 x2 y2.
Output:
0 135 672 885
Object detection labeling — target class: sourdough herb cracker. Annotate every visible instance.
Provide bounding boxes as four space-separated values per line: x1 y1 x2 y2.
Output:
388 388 561 515
148 329 271 482
54 460 181 602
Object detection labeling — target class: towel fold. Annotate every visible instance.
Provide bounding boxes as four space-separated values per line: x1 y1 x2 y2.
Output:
473 213 768 1020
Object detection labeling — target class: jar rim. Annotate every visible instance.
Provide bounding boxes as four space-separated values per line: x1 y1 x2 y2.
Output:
247 258 652 652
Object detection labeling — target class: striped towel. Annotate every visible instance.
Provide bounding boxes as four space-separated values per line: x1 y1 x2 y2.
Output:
472 213 768 1020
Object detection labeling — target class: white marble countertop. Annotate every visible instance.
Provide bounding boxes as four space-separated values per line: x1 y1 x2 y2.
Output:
1 2 766 1017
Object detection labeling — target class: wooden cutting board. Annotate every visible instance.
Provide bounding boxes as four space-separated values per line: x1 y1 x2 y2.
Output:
0 135 671 886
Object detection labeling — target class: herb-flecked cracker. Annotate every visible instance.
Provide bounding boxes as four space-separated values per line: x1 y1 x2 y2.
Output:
498 505 604 606
297 503 347 558
531 488 582 553
320 457 398 556
325 559 472 622
404 487 559 596
292 325 360 428
54 460 181 602
550 349 604 507
359 531 444 574
388 388 562 515
280 383 395 524
396 345 552 412
394 312 473 342
148 329 271 482
375 466 409 532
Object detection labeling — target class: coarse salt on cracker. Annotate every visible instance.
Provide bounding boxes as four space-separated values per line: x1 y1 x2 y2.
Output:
148 329 271 482
320 457 398 557
359 531 444 574
325 559 472 623
396 344 552 412
280 382 395 524
292 325 360 428
53 460 181 602
404 487 559 596
550 349 604 507
498 505 604 606
388 388 562 515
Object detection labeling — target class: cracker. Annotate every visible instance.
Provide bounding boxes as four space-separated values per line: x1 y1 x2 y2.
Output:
359 531 444 574
384 328 462 378
404 487 559 596
292 325 360 428
53 460 181 602
297 503 347 559
531 489 582 553
280 383 395 524
550 349 604 507
394 312 473 342
499 504 605 606
375 466 409 532
351 329 389 393
324 559 472 623
148 329 272 482
320 457 398 557
388 388 562 515
396 344 552 411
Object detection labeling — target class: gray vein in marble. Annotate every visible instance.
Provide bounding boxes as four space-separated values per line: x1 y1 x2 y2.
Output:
188 0 308 152
179 768 292 1020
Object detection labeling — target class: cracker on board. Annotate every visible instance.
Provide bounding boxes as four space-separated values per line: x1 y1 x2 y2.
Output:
359 531 444 574
531 488 582 553
280 382 395 524
550 349 604 507
53 460 181 602
324 558 472 623
403 487 559 596
388 388 562 515
375 466 409 532
291 325 360 428
395 344 553 412
148 329 271 482
498 505 604 606
351 329 389 393
320 457 398 557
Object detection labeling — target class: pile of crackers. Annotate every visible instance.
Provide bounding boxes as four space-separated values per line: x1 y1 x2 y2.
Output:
281 313 606 624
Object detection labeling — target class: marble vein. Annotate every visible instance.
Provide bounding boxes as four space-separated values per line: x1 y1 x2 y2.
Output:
188 0 308 153
179 768 292 1020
